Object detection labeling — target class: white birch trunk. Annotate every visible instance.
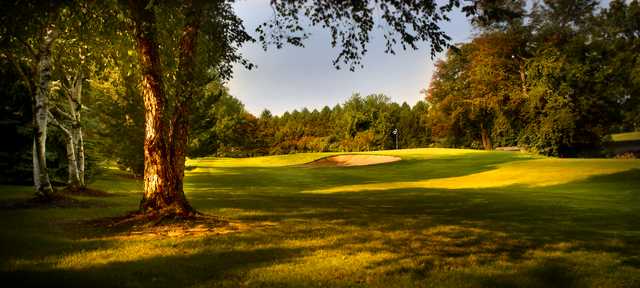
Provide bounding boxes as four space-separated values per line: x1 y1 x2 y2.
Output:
71 72 85 187
50 112 81 189
65 131 81 188
53 71 85 190
32 139 42 190
33 26 57 198
76 128 85 187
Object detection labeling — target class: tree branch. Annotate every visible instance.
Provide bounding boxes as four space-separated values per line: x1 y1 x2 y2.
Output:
17 37 38 59
48 110 71 136
2 52 34 97
53 106 75 121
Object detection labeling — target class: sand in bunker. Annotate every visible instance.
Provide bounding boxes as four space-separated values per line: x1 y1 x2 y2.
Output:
305 155 401 167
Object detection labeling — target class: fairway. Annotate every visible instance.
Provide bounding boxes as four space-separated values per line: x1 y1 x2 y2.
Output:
1 148 640 287
611 132 640 142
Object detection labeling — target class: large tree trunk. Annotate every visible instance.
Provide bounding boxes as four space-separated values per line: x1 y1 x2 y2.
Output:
480 123 493 151
169 0 201 211
33 25 57 199
130 0 194 215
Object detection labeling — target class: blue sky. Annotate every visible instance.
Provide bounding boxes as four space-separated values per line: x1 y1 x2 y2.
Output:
228 1 474 115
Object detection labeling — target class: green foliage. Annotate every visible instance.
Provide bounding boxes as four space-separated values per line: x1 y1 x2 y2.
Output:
255 94 431 155
426 0 640 156
594 0 640 132
188 83 260 158
91 67 145 176
0 60 34 184
187 93 432 158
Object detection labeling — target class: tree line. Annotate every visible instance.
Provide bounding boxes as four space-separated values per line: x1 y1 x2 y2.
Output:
189 94 431 158
427 0 640 156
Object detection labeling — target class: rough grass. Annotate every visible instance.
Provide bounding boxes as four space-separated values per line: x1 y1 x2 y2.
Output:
1 148 640 287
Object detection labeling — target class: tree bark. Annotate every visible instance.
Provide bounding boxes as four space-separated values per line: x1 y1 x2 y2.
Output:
130 0 194 215
65 131 81 188
480 123 493 150
68 71 85 188
32 140 42 192
33 25 57 199
169 0 201 212
49 112 81 189
51 71 85 191
76 124 85 187
71 73 86 187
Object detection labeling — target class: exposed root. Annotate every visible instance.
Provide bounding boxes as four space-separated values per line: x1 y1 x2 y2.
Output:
86 209 234 238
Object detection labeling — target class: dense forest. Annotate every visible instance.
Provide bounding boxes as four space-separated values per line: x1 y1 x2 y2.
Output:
1 0 639 183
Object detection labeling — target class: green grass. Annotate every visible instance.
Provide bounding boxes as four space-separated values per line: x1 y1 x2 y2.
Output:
1 148 640 287
611 131 640 142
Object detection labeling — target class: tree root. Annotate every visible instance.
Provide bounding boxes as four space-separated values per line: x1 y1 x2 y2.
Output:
86 209 232 238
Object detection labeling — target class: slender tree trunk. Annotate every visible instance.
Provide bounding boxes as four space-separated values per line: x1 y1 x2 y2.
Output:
76 127 85 187
51 71 85 191
169 0 201 212
32 140 43 191
519 62 527 98
49 110 81 189
33 25 57 199
130 0 194 215
68 72 85 188
65 133 81 188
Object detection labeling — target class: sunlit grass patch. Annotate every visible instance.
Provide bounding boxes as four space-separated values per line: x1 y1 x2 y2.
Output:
308 158 640 193
611 131 640 142
189 152 336 168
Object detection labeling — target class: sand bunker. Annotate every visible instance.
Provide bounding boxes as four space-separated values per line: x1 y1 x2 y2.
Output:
305 155 401 167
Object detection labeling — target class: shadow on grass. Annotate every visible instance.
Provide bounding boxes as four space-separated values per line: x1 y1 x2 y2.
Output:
1 163 638 287
185 169 640 278
2 246 305 288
